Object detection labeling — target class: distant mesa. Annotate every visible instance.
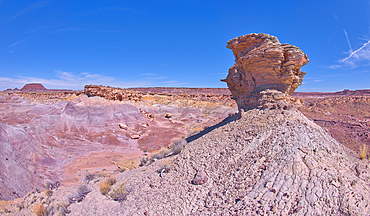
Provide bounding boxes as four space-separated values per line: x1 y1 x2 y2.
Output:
20 83 47 92
222 33 309 110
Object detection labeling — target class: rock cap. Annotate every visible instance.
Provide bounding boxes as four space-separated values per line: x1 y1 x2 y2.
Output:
223 33 309 110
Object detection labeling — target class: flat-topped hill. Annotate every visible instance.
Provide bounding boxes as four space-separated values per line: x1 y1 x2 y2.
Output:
20 83 47 92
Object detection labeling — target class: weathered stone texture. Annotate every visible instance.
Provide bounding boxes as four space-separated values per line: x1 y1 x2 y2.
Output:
192 170 208 185
223 33 309 110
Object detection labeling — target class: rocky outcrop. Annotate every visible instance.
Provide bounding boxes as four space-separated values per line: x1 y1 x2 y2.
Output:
20 83 47 92
84 85 142 102
222 33 309 110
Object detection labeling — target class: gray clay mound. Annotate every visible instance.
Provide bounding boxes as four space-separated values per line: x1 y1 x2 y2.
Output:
60 108 370 215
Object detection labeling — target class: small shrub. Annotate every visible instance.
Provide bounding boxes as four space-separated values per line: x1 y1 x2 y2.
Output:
33 203 47 216
68 184 91 203
76 184 91 202
139 157 149 166
141 147 171 166
117 159 139 172
56 202 70 216
108 183 127 201
84 173 95 183
157 159 174 177
170 138 187 155
99 177 117 195
359 144 367 160
151 147 170 160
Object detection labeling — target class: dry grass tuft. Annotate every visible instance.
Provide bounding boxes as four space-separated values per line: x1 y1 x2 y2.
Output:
140 138 187 166
359 144 367 160
99 177 117 195
108 182 127 201
117 159 140 172
157 159 174 174
190 126 204 135
33 203 47 216
169 138 187 155
150 147 170 160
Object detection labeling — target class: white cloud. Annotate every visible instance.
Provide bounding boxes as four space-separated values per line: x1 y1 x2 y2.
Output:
142 73 167 80
341 39 370 64
329 37 370 69
160 80 186 86
9 40 26 48
0 71 152 90
6 1 48 22
142 73 158 76
343 29 353 53
0 71 186 90
328 65 341 69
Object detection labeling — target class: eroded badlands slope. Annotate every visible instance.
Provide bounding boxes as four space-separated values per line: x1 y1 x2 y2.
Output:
0 91 236 201
6 107 370 215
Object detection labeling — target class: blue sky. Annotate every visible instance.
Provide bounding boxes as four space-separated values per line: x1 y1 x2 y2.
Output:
1 0 369 91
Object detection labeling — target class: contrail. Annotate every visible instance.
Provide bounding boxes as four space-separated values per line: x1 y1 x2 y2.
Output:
9 40 25 48
341 39 370 62
343 29 353 53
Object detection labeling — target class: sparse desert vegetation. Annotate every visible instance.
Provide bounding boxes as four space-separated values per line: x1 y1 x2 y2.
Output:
117 158 140 172
33 203 47 216
68 184 91 203
108 182 127 201
170 138 187 155
359 144 368 160
99 177 117 195
84 172 95 183
157 159 174 177
56 202 70 216
140 138 187 166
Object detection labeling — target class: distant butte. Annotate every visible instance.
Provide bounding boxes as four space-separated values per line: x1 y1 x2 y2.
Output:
20 83 47 92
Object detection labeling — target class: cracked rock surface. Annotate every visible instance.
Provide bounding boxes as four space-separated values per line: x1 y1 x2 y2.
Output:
119 108 370 215
11 108 369 215
224 33 309 110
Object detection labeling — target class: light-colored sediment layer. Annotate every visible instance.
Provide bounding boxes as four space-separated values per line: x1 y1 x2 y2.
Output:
7 107 369 215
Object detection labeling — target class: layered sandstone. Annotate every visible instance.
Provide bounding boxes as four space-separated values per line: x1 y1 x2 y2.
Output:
84 85 143 102
223 33 309 110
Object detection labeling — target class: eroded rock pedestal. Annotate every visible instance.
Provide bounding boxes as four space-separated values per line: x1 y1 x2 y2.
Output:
223 33 309 110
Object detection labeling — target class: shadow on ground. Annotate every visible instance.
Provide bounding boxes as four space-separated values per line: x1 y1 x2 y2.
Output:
186 112 240 143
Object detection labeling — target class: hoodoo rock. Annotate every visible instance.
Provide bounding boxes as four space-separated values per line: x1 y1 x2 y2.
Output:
223 33 309 110
20 83 47 92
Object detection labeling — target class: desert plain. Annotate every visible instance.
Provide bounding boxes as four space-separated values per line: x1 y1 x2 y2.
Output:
0 33 370 215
